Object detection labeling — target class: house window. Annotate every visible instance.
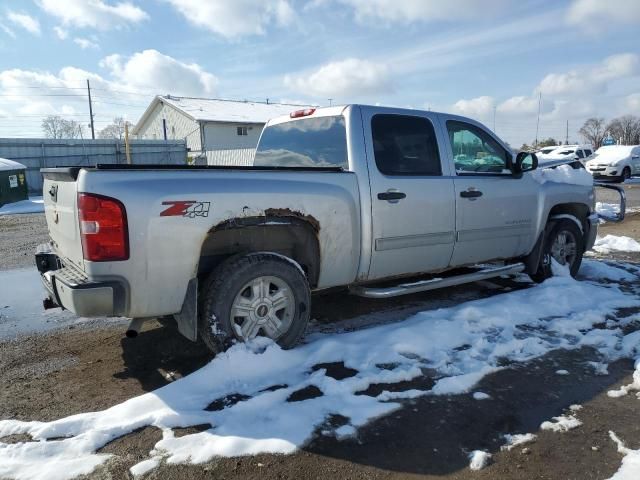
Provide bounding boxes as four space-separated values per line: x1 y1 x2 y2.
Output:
237 126 248 136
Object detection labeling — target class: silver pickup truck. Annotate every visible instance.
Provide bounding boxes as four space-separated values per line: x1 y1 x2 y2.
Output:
36 104 619 353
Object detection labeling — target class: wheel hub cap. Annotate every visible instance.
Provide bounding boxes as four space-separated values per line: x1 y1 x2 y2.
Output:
230 276 295 341
550 230 577 267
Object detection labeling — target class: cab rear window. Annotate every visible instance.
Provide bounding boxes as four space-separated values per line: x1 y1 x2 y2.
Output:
254 116 347 169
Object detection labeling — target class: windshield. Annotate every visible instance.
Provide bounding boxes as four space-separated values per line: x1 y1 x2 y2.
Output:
254 116 348 169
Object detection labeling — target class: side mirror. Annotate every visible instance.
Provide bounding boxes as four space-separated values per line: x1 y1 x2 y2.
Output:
513 151 538 176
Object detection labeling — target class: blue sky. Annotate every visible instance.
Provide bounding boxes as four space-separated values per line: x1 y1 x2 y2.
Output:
0 0 638 146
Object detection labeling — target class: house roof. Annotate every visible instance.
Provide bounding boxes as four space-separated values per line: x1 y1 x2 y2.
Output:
0 158 26 171
133 95 315 134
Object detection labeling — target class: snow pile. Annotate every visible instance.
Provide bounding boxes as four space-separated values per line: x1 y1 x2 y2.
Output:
501 433 536 451
0 266 639 478
468 450 492 470
0 196 44 216
540 413 582 432
531 164 593 186
607 431 640 480
594 235 640 254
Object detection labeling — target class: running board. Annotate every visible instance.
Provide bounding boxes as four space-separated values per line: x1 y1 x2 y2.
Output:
349 263 526 299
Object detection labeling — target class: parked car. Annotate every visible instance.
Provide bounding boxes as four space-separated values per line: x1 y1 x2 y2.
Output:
36 105 603 353
585 145 640 182
537 144 594 165
536 146 559 155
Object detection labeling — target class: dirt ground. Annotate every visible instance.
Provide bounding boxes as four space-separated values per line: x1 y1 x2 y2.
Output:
1 193 640 479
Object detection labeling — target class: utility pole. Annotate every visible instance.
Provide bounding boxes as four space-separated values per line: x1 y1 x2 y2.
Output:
565 120 569 145
534 92 541 147
328 98 333 106
87 79 95 140
124 122 131 164
493 106 496 132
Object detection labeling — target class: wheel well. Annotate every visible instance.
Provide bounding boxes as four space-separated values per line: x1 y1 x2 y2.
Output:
548 202 590 239
197 216 321 287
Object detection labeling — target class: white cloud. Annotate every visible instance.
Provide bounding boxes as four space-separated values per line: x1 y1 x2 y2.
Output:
73 37 99 49
37 0 148 30
7 11 41 35
336 0 507 24
626 93 640 112
567 0 640 27
164 0 295 39
100 49 218 96
452 96 495 118
0 23 16 38
537 53 639 96
284 58 392 98
54 26 69 39
497 96 539 115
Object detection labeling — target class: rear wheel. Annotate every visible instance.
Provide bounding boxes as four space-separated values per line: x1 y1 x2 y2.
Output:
529 218 584 282
198 253 311 354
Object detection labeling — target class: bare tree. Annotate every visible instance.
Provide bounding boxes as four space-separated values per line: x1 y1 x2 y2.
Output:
606 115 640 145
579 117 607 148
538 138 558 148
41 115 85 139
98 117 131 140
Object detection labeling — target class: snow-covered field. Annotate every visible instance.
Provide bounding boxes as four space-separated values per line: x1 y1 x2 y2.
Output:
1 259 639 479
0 197 44 216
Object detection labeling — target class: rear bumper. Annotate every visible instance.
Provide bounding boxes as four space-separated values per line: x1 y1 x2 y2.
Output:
36 244 127 317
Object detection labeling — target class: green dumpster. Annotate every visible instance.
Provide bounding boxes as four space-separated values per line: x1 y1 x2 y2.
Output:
0 158 28 207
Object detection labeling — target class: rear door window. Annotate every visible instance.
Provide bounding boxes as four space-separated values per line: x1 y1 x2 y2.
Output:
371 114 442 176
254 116 347 169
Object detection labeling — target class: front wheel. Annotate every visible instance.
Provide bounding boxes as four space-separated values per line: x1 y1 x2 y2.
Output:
618 167 631 183
529 219 584 282
198 253 311 354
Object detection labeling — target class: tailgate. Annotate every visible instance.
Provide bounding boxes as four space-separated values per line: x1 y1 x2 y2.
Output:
42 170 85 269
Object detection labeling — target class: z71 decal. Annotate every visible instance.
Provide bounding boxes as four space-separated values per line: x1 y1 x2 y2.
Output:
161 201 211 218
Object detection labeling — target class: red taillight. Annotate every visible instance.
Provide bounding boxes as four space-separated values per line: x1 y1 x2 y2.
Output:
290 108 316 118
78 193 129 262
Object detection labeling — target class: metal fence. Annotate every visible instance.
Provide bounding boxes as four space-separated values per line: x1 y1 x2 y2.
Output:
0 138 187 193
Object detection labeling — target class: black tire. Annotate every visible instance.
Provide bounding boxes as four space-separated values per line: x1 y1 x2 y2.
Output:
198 252 311 354
529 218 584 283
618 167 631 183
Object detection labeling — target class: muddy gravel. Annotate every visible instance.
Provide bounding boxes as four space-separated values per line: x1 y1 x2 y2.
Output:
1 191 640 479
0 213 48 270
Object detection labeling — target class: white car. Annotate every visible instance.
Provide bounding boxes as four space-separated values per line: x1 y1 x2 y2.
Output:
538 144 594 165
585 145 640 182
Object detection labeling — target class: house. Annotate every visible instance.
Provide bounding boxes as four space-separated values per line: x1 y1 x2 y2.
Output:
132 96 312 166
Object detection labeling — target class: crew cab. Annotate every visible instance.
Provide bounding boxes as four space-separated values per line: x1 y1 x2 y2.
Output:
36 105 608 353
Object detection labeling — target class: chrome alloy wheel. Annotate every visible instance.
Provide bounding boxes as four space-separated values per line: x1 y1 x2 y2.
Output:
230 276 295 341
550 229 578 267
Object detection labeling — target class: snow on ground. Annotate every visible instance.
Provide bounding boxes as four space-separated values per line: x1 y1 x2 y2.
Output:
501 433 537 451
594 235 640 254
540 412 583 432
579 259 638 282
0 262 639 479
468 450 492 470
606 360 640 479
607 431 640 480
0 268 126 340
0 197 43 216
